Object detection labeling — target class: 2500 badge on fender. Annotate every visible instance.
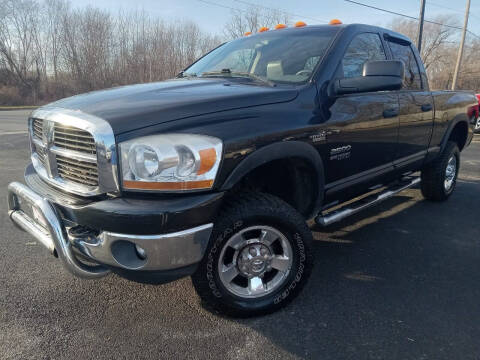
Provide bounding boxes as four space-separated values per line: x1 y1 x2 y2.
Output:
6 21 476 316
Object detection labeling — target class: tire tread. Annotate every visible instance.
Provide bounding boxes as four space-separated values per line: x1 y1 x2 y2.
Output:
192 191 313 317
421 141 459 201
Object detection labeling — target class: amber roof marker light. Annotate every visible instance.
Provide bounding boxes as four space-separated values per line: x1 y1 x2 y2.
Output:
258 26 269 32
244 31 252 36
329 19 343 25
294 21 307 27
274 24 287 30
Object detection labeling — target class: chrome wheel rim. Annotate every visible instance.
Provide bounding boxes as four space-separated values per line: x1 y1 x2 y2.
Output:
476 118 480 131
444 155 457 191
218 225 293 298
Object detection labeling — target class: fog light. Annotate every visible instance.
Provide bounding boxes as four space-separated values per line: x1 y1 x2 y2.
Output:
135 244 147 260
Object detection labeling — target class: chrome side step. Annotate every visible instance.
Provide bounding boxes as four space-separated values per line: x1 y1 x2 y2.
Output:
315 177 421 227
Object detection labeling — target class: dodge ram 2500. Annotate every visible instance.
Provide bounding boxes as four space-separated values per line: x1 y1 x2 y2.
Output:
7 22 477 316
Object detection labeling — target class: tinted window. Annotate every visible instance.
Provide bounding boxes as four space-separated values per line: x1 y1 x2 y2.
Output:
304 56 321 71
341 33 386 78
388 41 422 90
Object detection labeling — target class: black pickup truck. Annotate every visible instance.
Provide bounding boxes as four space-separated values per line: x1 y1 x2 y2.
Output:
7 23 477 316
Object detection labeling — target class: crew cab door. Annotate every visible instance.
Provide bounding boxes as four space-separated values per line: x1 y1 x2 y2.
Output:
385 37 434 168
324 32 400 184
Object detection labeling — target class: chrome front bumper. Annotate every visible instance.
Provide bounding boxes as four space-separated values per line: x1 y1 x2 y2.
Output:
7 182 213 279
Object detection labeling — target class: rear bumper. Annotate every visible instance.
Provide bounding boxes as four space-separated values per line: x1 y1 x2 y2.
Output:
7 170 223 279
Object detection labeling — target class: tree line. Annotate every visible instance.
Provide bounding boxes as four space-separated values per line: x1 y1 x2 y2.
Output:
389 16 480 91
0 0 222 105
1 0 479 106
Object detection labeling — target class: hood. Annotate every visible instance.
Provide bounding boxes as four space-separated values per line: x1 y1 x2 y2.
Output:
47 78 299 134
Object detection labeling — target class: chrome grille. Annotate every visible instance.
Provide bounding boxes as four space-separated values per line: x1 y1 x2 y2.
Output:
30 117 99 188
28 107 117 197
53 123 96 155
32 118 43 139
56 155 99 186
36 145 48 169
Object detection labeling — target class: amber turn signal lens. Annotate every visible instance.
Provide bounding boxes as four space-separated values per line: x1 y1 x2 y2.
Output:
123 179 214 191
198 148 217 175
294 21 307 27
274 24 287 29
258 26 269 32
329 19 342 25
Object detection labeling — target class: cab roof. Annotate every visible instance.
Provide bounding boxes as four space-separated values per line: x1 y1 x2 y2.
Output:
246 23 412 45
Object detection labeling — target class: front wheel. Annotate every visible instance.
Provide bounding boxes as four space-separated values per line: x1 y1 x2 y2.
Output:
191 192 313 317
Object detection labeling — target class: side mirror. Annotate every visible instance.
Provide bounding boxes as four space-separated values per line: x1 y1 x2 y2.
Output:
331 60 404 96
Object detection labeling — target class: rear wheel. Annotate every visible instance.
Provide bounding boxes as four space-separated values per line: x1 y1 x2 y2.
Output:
421 141 460 201
191 192 313 317
475 117 480 133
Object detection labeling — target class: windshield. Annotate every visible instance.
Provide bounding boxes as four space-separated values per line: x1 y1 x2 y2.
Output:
184 27 339 85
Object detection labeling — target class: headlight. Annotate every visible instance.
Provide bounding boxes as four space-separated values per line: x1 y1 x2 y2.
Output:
119 134 222 191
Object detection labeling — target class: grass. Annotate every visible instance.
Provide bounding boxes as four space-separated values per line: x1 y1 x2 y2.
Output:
0 105 38 111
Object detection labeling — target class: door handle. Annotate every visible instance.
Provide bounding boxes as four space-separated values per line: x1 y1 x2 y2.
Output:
421 103 433 112
383 108 399 118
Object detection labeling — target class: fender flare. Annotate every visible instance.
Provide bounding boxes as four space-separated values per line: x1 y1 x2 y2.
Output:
220 141 325 216
440 117 470 153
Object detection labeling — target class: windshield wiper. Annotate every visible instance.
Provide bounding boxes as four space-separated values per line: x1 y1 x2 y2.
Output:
201 69 276 87
176 71 197 78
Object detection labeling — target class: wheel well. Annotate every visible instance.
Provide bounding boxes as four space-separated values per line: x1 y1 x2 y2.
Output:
448 121 468 151
229 158 319 218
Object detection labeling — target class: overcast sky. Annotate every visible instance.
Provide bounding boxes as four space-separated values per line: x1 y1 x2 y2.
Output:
70 0 480 39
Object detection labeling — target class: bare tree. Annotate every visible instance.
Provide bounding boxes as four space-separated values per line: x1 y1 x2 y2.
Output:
13 2 474 104
390 16 458 71
0 0 224 105
389 16 480 91
0 0 44 102
45 0 68 81
224 5 290 39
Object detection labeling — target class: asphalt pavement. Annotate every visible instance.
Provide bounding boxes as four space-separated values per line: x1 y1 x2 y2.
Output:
1 110 479 359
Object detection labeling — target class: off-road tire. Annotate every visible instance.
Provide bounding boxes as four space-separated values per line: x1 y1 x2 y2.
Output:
421 141 460 201
191 192 313 317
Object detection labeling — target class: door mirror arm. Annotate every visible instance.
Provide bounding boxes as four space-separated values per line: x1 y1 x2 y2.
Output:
331 76 403 96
